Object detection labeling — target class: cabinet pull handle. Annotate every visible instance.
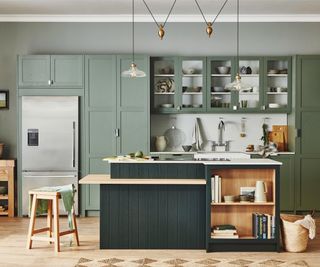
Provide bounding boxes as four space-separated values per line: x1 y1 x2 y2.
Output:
51 80 54 85
296 129 302 138
114 128 120 137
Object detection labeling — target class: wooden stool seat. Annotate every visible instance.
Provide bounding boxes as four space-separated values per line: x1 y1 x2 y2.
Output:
27 190 79 252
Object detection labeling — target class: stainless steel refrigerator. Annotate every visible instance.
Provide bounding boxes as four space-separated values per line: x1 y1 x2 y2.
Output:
21 96 79 215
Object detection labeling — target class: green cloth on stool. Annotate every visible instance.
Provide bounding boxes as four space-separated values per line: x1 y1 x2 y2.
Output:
29 184 75 230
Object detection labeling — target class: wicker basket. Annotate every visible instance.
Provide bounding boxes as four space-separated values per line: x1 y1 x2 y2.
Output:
280 214 309 252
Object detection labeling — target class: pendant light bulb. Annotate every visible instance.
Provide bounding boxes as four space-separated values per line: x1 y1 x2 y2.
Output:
206 22 213 37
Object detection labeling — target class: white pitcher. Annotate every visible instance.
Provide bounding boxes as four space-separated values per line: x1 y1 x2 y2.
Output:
254 180 267 203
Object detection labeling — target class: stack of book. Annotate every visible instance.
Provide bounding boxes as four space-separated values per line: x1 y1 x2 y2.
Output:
211 175 222 203
211 224 239 239
252 213 275 239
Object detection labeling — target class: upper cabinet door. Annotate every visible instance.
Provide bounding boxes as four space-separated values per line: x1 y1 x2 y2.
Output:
263 56 292 113
18 55 51 88
237 56 264 112
51 55 84 88
299 57 320 109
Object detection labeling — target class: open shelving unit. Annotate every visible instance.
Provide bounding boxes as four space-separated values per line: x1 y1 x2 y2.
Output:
0 160 15 217
205 165 280 252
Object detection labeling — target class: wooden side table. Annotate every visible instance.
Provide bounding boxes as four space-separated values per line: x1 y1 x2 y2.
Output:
0 160 15 217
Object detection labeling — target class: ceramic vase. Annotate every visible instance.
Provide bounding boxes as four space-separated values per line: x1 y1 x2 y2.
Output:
155 136 167 152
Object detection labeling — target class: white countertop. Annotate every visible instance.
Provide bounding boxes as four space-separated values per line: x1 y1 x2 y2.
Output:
150 151 295 155
107 158 282 165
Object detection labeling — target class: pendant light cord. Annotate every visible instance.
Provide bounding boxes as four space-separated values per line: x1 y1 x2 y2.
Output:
237 0 239 72
142 0 177 28
195 0 229 25
132 0 135 63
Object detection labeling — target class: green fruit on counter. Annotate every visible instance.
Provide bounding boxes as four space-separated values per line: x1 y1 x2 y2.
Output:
134 151 144 158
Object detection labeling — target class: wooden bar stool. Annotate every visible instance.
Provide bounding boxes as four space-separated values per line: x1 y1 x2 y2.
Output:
26 190 79 252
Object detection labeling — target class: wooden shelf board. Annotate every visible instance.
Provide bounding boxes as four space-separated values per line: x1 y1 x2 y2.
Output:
210 236 276 241
267 92 288 95
211 92 231 95
241 74 259 77
0 195 8 200
0 177 8 182
182 92 202 95
211 202 275 206
0 211 8 215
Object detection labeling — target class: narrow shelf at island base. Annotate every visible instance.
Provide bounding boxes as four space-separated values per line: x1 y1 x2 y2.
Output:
205 165 280 252
100 184 206 249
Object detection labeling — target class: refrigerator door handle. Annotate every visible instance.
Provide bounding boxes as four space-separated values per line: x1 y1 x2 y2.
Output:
24 175 77 178
72 121 76 168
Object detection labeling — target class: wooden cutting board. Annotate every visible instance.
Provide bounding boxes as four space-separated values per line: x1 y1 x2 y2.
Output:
272 125 288 151
269 131 285 151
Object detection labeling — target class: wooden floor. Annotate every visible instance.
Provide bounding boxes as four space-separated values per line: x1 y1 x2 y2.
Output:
0 217 319 267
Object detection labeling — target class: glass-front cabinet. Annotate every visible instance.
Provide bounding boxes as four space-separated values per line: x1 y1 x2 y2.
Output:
264 57 292 113
237 57 263 112
207 57 235 112
151 57 177 113
151 56 206 113
151 56 291 114
181 57 206 112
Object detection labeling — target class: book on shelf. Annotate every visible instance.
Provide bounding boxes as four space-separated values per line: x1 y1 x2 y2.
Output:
211 175 222 203
252 213 275 239
211 224 238 239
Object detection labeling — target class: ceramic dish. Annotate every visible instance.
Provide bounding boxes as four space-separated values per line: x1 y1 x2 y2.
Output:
216 66 230 74
160 103 174 108
268 103 280 108
192 104 202 108
268 69 279 74
224 195 238 203
212 86 224 92
182 145 192 152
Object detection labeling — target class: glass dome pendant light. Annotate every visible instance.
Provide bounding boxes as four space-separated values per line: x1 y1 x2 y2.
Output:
121 0 146 78
226 0 251 91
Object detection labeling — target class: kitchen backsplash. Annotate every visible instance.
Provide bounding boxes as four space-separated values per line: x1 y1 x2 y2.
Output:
151 114 287 152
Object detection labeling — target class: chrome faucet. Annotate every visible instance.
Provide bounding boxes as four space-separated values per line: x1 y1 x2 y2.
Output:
218 120 225 145
213 119 230 151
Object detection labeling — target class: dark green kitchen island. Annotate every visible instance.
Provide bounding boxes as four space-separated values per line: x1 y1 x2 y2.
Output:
80 159 281 252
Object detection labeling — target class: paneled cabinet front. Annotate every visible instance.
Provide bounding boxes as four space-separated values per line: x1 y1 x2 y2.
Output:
84 55 149 212
18 55 84 88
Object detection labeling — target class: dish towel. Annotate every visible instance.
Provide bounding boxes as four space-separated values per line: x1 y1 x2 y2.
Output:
192 118 204 151
294 214 316 239
29 184 76 230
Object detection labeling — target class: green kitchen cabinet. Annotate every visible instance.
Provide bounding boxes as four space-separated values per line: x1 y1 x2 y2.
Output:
251 154 295 212
151 56 206 113
18 55 51 88
295 56 320 211
263 56 292 113
18 55 84 89
84 55 149 212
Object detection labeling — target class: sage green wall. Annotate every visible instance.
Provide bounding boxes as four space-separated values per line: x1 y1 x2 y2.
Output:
1 22 320 158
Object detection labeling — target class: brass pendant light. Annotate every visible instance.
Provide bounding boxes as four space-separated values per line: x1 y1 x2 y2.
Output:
122 0 146 78
142 0 177 40
194 0 229 38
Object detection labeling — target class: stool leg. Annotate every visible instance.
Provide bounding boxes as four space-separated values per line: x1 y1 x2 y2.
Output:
47 199 53 244
53 197 60 252
71 207 80 246
27 194 37 249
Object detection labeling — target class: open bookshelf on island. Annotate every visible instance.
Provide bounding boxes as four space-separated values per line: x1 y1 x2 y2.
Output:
205 165 280 252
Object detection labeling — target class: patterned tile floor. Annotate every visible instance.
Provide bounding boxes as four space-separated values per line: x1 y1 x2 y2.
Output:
75 257 310 267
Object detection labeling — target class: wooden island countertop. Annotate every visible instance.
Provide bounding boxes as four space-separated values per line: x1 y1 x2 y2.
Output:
79 174 206 185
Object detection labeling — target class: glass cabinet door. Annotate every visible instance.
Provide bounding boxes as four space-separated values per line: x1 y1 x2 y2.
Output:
180 57 206 112
207 57 235 111
237 57 263 111
151 57 177 113
264 57 291 112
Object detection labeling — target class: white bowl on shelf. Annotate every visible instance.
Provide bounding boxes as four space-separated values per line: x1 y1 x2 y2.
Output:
160 103 174 108
216 66 230 74
268 103 281 108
